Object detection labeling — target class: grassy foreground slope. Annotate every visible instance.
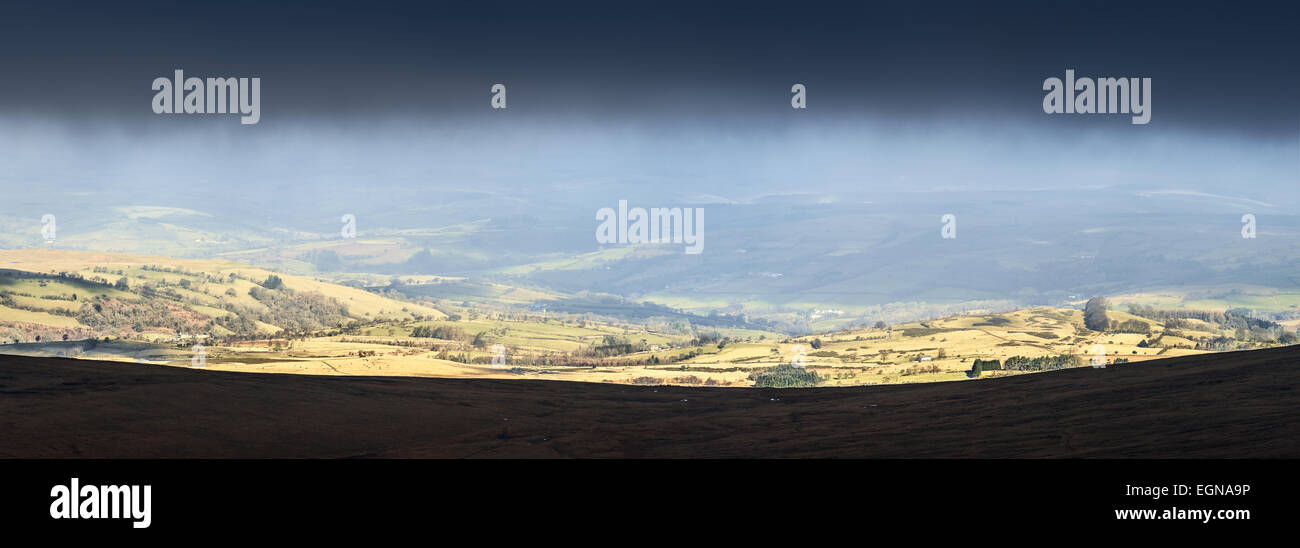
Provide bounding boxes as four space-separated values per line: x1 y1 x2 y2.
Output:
1 345 1296 457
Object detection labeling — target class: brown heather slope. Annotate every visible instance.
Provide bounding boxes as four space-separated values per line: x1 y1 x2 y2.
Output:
0 346 1296 458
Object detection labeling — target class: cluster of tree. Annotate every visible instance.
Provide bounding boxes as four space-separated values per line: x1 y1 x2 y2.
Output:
433 349 473 363
0 292 78 316
574 335 653 358
218 286 350 335
335 336 450 350
308 250 345 273
901 364 941 376
1084 297 1110 331
140 264 199 276
409 325 468 340
135 282 192 302
1263 309 1300 323
1195 328 1299 350
531 347 706 368
2 270 85 282
1112 318 1152 334
750 363 822 388
1220 309 1279 331
76 296 212 335
96 268 217 296
1126 304 1282 331
629 375 724 386
968 358 1002 377
690 332 725 346
260 275 284 290
214 313 260 336
1197 335 1238 351
1124 303 1298 347
668 375 723 386
1002 354 1080 371
0 322 99 345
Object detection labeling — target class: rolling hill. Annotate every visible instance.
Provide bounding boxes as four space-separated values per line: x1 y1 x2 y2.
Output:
2 249 1292 388
0 248 446 341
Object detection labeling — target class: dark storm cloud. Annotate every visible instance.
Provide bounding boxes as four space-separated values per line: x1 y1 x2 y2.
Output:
0 0 1296 134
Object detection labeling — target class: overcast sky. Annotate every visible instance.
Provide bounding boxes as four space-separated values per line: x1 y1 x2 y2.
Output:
1 0 1296 213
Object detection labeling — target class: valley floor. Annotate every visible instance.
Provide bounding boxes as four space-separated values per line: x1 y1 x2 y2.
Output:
0 305 1220 387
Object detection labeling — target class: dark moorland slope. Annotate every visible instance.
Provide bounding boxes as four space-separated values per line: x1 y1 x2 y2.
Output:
1 347 1296 458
